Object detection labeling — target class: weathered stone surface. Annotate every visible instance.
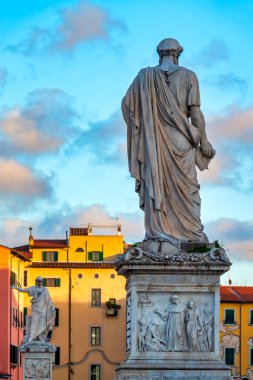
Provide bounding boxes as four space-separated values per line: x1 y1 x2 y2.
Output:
115 247 231 380
20 341 56 380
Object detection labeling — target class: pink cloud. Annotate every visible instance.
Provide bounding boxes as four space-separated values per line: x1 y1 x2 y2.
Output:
0 159 51 197
208 105 253 143
0 108 63 153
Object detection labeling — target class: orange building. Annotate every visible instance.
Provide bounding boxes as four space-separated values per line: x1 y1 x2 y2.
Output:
0 245 30 380
220 286 253 379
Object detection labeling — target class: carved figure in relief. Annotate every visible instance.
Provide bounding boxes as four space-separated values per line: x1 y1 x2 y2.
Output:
155 294 185 351
202 304 213 351
145 320 166 352
185 301 203 351
11 276 55 342
138 320 148 351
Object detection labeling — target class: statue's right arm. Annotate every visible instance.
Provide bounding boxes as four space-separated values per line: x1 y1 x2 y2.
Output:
10 285 29 293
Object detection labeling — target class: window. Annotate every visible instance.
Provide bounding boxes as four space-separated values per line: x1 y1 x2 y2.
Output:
24 270 27 287
91 327 101 346
75 247 84 252
24 307 27 326
55 347 60 365
88 251 103 261
42 251 58 262
225 309 235 324
55 308 59 327
250 347 253 366
224 347 235 365
43 278 61 287
10 271 17 286
250 310 253 325
10 345 19 365
90 365 100 380
91 289 101 306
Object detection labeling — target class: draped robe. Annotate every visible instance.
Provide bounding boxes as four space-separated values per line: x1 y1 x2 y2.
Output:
28 286 55 340
122 66 207 243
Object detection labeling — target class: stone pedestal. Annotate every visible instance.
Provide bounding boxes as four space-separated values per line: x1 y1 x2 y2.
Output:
20 342 56 380
115 242 232 380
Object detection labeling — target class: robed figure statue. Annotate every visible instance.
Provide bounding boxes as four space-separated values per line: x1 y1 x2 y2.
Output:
122 38 215 245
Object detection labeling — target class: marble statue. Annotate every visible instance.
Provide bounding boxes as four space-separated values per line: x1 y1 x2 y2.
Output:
122 38 216 245
11 276 55 342
155 294 186 351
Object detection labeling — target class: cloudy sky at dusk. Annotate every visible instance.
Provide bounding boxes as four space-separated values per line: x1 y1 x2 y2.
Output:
0 0 253 284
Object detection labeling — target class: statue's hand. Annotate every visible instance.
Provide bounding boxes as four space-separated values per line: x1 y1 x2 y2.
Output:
10 284 16 289
200 139 216 158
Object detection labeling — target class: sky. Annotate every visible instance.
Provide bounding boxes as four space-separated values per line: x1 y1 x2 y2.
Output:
0 0 253 284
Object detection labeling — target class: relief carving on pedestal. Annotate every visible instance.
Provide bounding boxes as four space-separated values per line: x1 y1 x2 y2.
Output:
24 358 50 379
137 294 214 352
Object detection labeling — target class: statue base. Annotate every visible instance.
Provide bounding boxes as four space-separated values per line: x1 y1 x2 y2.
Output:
20 341 56 380
115 242 232 380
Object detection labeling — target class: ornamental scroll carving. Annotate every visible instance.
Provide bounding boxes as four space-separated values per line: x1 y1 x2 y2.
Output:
137 294 213 352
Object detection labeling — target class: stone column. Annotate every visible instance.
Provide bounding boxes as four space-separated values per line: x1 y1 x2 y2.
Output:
115 242 232 380
20 342 56 380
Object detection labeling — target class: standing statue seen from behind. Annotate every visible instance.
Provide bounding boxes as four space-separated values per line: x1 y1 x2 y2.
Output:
122 38 215 245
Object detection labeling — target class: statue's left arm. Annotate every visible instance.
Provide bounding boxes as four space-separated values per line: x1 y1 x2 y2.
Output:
190 106 215 158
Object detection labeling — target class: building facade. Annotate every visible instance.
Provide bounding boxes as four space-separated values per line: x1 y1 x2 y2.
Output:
15 226 126 380
220 286 253 379
0 245 30 380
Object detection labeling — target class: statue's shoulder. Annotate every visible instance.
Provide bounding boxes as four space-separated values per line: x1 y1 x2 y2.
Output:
177 66 198 81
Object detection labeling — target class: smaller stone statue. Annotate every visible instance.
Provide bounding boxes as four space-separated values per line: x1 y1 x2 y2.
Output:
202 304 213 351
11 276 55 342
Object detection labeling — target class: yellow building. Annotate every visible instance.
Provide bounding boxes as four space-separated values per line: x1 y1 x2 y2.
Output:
16 225 126 380
220 286 253 379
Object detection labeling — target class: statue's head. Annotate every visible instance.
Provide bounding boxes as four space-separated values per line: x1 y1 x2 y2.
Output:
187 300 195 309
171 294 179 304
35 276 43 286
157 38 183 64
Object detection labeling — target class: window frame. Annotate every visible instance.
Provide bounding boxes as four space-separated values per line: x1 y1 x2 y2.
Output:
10 344 19 365
249 309 253 325
55 347 60 365
224 347 235 366
88 251 103 262
42 251 58 262
224 308 235 325
90 327 102 346
42 278 61 287
91 288 101 307
90 364 101 380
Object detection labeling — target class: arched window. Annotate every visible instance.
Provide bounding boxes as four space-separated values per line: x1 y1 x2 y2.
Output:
75 247 84 252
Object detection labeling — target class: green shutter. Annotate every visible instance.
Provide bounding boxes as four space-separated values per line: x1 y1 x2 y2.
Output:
225 348 234 365
250 310 253 325
54 252 58 262
55 278 61 287
42 252 47 261
88 251 93 260
42 278 47 286
99 252 103 261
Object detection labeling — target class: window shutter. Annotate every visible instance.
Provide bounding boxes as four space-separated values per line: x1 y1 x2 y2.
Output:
55 278 61 287
55 347 60 365
42 252 47 261
99 252 103 261
54 251 58 262
88 252 93 260
250 310 253 325
42 278 47 286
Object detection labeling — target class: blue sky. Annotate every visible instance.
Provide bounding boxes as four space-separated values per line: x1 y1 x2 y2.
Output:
0 0 253 284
